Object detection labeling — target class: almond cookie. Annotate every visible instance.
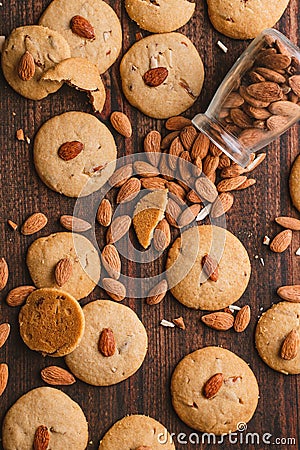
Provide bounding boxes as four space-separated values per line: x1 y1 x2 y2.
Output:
166 225 251 310
2 387 88 450
26 232 100 300
39 0 122 74
207 0 290 39
65 300 148 386
125 0 195 33
171 346 259 435
33 111 116 197
19 288 85 357
120 32 204 119
289 154 300 212
1 25 71 100
99 415 175 449
255 301 300 374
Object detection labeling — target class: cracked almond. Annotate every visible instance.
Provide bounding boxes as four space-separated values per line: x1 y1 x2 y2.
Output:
98 328 116 357
203 373 224 399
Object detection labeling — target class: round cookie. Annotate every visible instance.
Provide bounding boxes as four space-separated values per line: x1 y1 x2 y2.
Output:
125 0 195 33
33 112 116 197
255 301 300 374
171 346 259 435
166 225 251 310
120 32 204 119
65 300 148 386
1 25 71 100
289 154 300 212
99 415 175 449
2 387 88 450
26 232 100 300
19 288 85 357
207 0 290 39
39 0 122 74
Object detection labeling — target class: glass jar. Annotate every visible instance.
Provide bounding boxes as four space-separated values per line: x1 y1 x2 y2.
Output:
192 29 300 167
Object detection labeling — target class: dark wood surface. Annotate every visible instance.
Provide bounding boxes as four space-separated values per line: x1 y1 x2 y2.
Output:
0 1 300 449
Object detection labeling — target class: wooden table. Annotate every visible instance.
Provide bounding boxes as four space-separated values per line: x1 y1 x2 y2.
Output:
0 1 299 449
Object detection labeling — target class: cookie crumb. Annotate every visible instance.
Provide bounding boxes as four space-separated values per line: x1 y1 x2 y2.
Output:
173 316 186 330
160 319 175 328
254 254 259 259
12 112 16 116
263 235 270 245
16 129 25 141
217 40 228 53
7 219 18 231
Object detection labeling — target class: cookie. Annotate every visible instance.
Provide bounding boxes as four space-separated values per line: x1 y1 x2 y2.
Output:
42 57 106 113
1 25 71 100
33 111 116 197
207 0 290 39
125 0 195 33
171 346 259 435
255 301 300 374
289 154 300 212
133 189 168 248
99 415 175 449
166 225 251 310
39 0 122 74
120 32 204 119
2 387 88 450
19 288 85 357
26 232 100 300
65 300 148 386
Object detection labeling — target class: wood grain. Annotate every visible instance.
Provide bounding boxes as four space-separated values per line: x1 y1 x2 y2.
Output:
0 1 299 449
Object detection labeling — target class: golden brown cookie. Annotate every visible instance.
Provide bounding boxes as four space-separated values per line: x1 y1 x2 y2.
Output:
289 154 300 212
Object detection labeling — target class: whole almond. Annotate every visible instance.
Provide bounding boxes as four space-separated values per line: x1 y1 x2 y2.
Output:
0 363 8 397
258 53 291 70
117 177 141 204
178 151 193 182
239 86 270 108
161 131 180 150
288 75 300 97
97 199 112 227
230 108 253 128
110 111 132 138
168 136 184 170
0 258 8 291
165 197 182 228
144 130 161 166
18 51 35 81
191 133 210 160
235 178 256 190
238 128 268 147
101 244 121 280
203 373 224 399
146 279 168 305
103 278 126 301
202 254 219 282
211 193 234 218
234 305 251 332
33 425 50 450
255 67 286 84
246 82 283 102
202 155 219 177
186 189 202 203
134 161 160 178
106 215 131 244
159 153 175 180
153 219 171 252
21 213 48 235
41 366 76 385
275 216 300 231
60 215 91 232
6 285 35 307
180 126 198 151
70 15 95 40
281 329 299 360
58 141 83 161
209 143 223 157
141 177 166 190
165 116 192 130
0 323 10 349
55 258 73 287
216 176 247 193
193 156 203 176
243 104 272 120
269 100 300 116
166 181 186 202
109 164 133 188
218 154 231 169
266 115 290 131
270 229 292 253
220 164 245 179
222 92 244 108
195 177 218 202
98 328 116 356
173 316 186 330
178 204 201 228
201 312 234 330
277 285 300 303
143 67 168 87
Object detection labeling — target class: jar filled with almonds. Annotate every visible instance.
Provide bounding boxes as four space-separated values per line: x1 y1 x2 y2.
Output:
193 29 300 167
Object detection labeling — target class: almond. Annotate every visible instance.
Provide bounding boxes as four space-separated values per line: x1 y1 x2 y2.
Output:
106 215 131 244
239 85 270 108
0 323 10 349
117 177 141 203
289 75 300 97
178 150 193 181
141 177 166 190
203 373 224 399
218 154 231 169
266 115 290 131
97 199 112 227
55 258 73 287
202 155 219 177
109 164 133 187
146 279 168 305
195 177 218 202
58 141 83 161
0 363 8 397
246 82 283 102
211 193 234 218
6 285 36 307
101 244 121 280
191 132 210 160
216 176 247 193
277 285 300 303
222 92 244 108
17 51 35 81
275 216 300 231
165 116 191 130
201 312 234 330
98 328 116 356
159 153 175 180
202 254 219 282
230 108 253 128
134 161 160 178
209 143 223 157
268 100 300 116
186 189 202 203
180 126 198 151
173 316 186 330
168 136 184 170
161 130 180 150
238 128 268 147
110 111 132 138
244 152 266 173
243 104 272 120
165 197 182 228
178 204 201 228
166 181 186 202
144 130 161 166
153 219 171 252
103 278 126 301
70 15 95 40
234 305 251 332
33 425 50 450
41 366 76 385
60 215 91 232
258 53 291 70
220 164 245 179
143 67 168 87
255 67 286 84
21 212 48 235
270 229 292 253
193 156 203 176
0 258 8 291
281 329 299 360
16 128 25 141
235 178 256 190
